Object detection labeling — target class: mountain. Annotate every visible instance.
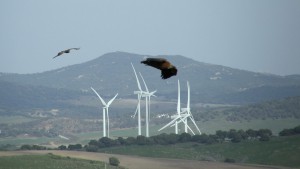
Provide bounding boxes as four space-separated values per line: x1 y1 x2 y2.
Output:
1 51 300 104
1 52 300 137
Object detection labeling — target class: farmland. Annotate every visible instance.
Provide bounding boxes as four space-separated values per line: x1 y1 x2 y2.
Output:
0 150 293 169
0 153 121 169
95 135 300 168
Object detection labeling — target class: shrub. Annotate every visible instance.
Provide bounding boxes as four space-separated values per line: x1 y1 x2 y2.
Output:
58 145 67 150
109 156 120 166
224 158 236 163
86 145 98 152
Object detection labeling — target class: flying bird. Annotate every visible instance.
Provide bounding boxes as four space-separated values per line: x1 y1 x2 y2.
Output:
141 58 177 79
53 48 80 59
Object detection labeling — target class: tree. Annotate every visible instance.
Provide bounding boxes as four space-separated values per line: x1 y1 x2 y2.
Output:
88 139 98 147
179 133 192 142
246 129 257 139
109 157 120 166
293 125 300 134
228 129 242 143
215 130 227 142
117 137 126 145
279 129 295 136
68 144 82 150
136 135 147 145
86 145 98 152
238 130 248 140
257 129 272 137
125 137 136 145
259 134 270 141
20 144 32 150
166 133 179 144
58 145 67 150
99 137 114 147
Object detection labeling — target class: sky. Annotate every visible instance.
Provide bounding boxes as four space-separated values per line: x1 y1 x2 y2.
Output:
1 0 300 75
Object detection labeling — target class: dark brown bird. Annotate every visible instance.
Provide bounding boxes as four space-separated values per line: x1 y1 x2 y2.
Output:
53 48 80 59
141 58 177 79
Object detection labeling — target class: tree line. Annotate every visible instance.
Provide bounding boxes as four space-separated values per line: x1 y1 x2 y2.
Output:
279 125 300 136
82 128 273 152
20 125 299 151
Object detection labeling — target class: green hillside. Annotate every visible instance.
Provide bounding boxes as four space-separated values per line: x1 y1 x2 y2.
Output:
0 153 119 169
2 52 300 104
96 135 300 168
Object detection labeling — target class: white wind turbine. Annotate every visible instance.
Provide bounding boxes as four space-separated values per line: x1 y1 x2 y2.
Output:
173 81 201 135
158 80 201 135
131 63 156 137
91 87 118 138
158 80 194 134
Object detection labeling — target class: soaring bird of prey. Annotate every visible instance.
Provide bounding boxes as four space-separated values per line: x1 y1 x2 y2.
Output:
141 58 177 79
53 48 80 59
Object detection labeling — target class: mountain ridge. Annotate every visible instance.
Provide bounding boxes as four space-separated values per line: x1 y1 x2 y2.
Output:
1 51 300 104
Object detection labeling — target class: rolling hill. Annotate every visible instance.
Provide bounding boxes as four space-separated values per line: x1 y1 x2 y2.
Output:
1 51 300 105
1 52 300 137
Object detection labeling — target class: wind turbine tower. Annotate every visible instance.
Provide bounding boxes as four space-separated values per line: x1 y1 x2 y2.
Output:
131 63 156 137
158 80 191 134
180 81 201 135
91 87 118 138
158 80 201 135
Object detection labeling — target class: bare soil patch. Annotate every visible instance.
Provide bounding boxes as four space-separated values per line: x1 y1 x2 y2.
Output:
0 150 293 169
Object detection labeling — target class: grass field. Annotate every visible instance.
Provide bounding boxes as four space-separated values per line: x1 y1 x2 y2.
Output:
0 153 123 169
96 135 300 168
0 137 59 146
76 118 300 142
0 115 34 124
0 150 292 169
0 118 299 148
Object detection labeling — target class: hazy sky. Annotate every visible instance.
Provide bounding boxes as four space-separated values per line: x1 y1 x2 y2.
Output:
1 0 300 75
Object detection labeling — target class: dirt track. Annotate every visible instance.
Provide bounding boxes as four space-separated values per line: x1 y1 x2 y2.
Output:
0 150 293 169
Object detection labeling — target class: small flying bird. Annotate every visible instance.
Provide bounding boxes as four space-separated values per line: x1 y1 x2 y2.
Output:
141 58 177 79
53 48 80 59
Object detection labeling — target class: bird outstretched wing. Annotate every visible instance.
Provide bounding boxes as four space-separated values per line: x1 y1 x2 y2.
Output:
141 58 177 79
53 48 80 59
141 58 169 70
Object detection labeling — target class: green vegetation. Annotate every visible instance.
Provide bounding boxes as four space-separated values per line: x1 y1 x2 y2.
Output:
0 136 59 146
192 96 300 125
84 128 274 152
96 135 300 168
0 116 34 124
79 126 299 168
279 125 300 136
109 157 120 166
0 153 121 169
1 95 300 141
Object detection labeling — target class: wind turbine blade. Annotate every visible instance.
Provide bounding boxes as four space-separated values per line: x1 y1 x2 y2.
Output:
187 81 190 109
178 117 195 135
177 80 181 114
139 72 149 92
150 90 157 96
133 105 138 118
91 87 107 106
133 94 141 118
158 116 181 131
189 115 201 134
131 63 142 91
107 93 118 106
187 125 196 135
174 114 188 125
